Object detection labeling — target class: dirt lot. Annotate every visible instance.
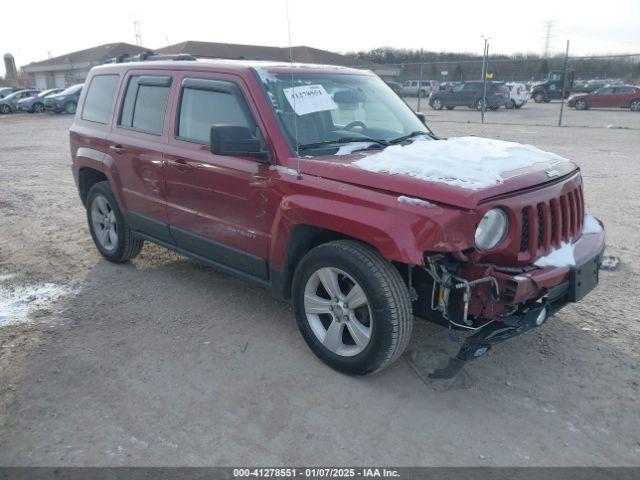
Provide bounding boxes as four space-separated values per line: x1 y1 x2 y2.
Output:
0 111 639 466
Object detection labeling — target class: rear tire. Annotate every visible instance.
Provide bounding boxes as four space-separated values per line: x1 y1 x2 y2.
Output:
0 104 10 114
629 100 640 112
32 102 44 113
431 98 443 110
445 106 454 110
86 181 144 263
292 240 413 376
475 98 487 111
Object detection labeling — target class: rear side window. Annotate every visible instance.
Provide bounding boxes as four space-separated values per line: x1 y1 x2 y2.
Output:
81 75 119 124
119 75 171 135
177 78 252 144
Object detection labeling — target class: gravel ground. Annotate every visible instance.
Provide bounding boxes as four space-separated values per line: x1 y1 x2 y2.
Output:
0 112 638 466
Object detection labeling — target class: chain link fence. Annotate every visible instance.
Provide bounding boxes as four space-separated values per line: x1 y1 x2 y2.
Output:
348 54 640 129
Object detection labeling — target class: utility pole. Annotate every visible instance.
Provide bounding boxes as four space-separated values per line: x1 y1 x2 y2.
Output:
541 20 556 57
417 48 424 112
558 40 570 127
481 36 491 124
133 20 142 47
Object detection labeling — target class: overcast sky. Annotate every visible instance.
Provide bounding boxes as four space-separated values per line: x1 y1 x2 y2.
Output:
2 0 639 71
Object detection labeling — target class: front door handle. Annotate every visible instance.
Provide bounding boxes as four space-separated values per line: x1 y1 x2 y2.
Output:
109 144 126 155
167 158 193 172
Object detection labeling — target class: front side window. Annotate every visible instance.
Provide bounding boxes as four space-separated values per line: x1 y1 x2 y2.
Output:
177 80 251 144
256 70 428 156
81 74 119 124
119 75 171 135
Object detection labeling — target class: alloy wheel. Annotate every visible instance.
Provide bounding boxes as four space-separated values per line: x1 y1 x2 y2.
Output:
91 195 118 252
303 267 372 357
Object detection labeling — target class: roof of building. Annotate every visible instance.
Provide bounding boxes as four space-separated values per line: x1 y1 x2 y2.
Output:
23 43 150 68
156 40 354 65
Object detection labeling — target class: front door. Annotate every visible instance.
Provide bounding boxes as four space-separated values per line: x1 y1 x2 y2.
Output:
163 74 273 280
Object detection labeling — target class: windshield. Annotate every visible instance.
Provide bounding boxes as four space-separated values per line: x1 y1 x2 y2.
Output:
59 84 83 96
256 70 429 156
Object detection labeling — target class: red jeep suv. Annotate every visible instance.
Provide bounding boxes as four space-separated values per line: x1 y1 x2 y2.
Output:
70 55 605 378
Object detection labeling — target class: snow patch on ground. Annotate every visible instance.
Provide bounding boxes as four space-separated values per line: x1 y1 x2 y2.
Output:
0 280 77 327
534 242 577 268
336 142 374 155
354 137 569 190
582 212 603 234
397 195 434 207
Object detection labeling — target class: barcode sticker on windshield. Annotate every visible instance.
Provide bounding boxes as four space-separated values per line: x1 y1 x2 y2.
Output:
283 84 337 116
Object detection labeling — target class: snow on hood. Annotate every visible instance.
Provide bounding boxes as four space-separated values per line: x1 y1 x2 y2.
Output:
354 136 569 190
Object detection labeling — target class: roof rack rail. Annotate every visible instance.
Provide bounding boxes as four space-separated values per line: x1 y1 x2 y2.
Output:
106 51 197 64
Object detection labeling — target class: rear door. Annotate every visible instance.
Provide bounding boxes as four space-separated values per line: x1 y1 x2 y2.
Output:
108 70 174 243
163 72 273 280
590 86 615 107
612 86 635 108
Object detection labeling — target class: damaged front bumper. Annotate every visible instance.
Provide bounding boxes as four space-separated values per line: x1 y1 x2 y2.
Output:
419 227 606 379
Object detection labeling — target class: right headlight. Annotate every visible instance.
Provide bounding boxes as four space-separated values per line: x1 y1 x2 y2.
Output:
474 208 508 250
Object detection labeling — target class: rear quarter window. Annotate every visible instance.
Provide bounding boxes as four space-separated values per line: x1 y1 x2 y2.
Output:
81 75 119 124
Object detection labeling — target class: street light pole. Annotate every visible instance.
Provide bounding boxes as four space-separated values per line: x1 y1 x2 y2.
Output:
481 36 491 124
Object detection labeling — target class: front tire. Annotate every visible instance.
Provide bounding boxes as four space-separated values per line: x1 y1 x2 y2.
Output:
292 240 413 376
629 100 640 112
533 92 545 103
475 98 487 111
431 98 443 110
64 102 77 114
574 99 588 110
32 102 44 113
86 182 144 263
0 105 10 114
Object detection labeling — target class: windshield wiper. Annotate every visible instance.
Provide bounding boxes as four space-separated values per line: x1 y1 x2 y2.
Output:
298 136 389 151
388 131 430 145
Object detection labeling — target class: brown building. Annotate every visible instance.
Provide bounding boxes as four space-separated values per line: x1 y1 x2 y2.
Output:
21 41 359 90
156 40 354 65
22 43 149 89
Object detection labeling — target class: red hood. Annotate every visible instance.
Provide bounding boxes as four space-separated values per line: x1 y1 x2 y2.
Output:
286 146 579 210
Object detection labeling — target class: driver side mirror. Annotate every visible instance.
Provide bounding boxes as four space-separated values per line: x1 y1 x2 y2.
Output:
210 125 270 162
415 112 427 125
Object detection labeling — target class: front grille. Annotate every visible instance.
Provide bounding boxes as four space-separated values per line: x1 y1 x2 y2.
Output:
519 186 584 256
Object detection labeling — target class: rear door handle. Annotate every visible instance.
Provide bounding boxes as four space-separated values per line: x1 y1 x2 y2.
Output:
167 158 193 171
109 144 126 155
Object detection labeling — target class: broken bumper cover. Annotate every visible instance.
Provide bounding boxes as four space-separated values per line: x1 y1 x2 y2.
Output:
431 228 605 379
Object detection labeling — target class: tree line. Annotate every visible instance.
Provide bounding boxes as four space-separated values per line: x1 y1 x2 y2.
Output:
346 47 640 82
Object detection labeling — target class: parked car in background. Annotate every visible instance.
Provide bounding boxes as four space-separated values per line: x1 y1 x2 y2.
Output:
505 82 528 109
0 89 40 113
44 84 83 113
17 88 64 113
402 80 439 97
0 86 22 99
429 81 509 110
530 70 574 103
385 81 403 96
568 85 640 111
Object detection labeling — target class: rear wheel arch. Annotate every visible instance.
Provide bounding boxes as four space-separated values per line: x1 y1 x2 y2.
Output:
78 167 108 205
